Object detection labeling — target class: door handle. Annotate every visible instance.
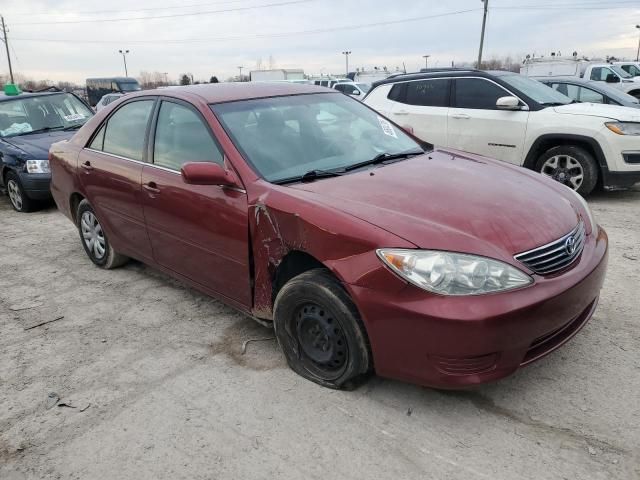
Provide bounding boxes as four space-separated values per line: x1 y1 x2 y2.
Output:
81 161 94 171
395 110 409 115
451 113 471 119
143 182 160 194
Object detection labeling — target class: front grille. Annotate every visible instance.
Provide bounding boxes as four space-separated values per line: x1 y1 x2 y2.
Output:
514 221 585 275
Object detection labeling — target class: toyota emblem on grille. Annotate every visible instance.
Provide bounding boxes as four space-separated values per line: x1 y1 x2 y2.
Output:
564 236 576 255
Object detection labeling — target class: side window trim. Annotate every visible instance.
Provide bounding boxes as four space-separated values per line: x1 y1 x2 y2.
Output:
84 96 158 164
148 97 225 172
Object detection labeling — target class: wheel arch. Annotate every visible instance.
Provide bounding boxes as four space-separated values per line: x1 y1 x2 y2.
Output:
272 250 328 304
523 134 607 172
69 192 86 223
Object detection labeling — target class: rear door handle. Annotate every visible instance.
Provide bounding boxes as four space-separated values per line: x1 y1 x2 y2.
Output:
451 113 471 119
81 161 94 171
143 182 160 194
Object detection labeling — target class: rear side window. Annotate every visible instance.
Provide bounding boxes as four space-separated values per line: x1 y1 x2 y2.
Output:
454 78 510 110
101 100 154 161
153 101 223 170
388 83 405 102
405 79 449 107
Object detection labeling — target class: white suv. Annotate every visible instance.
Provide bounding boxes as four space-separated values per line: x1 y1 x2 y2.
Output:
364 69 640 194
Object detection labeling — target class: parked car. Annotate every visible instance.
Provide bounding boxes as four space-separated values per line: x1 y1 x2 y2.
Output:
86 77 141 107
333 81 370 99
536 76 640 108
364 69 640 195
50 83 608 390
96 93 124 112
611 61 640 77
0 86 94 212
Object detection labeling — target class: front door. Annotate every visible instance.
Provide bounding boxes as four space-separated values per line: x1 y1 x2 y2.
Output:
447 78 529 164
80 99 155 262
141 99 251 307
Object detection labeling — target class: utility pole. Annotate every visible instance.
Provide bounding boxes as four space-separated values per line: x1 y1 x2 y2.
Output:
237 66 243 81
636 25 640 62
423 55 430 69
342 51 351 77
477 0 488 69
1 16 14 84
163 72 169 85
118 49 130 76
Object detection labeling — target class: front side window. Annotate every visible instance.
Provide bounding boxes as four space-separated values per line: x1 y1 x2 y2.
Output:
454 78 509 110
621 64 640 76
101 100 154 161
212 93 421 183
0 93 93 138
153 101 223 170
591 67 617 81
578 87 604 104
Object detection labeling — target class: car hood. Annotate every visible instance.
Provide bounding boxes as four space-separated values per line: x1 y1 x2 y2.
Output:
288 149 582 262
2 130 74 159
553 102 640 121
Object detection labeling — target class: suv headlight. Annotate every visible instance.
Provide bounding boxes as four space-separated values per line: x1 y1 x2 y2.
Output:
377 249 533 296
605 122 640 135
25 159 50 174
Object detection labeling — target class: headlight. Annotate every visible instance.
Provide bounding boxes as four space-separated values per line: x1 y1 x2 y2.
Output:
377 249 533 296
605 122 640 135
568 187 597 232
25 159 50 174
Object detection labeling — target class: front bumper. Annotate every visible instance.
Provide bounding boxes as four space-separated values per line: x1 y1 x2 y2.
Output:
18 172 52 200
348 227 608 389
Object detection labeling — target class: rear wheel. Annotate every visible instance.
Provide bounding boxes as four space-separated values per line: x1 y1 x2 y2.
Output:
77 199 128 269
535 145 598 196
274 269 371 389
5 172 34 213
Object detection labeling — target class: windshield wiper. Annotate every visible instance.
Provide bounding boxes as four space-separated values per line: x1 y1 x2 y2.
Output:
274 168 345 185
540 102 569 107
63 124 83 131
343 149 423 172
22 126 65 135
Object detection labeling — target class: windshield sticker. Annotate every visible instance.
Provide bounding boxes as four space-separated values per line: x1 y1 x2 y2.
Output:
377 116 397 138
64 113 85 122
0 123 33 137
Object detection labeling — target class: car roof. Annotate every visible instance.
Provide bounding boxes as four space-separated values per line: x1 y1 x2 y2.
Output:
0 91 67 102
130 82 333 104
369 69 516 89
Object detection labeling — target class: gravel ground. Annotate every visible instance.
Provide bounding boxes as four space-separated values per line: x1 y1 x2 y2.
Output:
1 188 639 480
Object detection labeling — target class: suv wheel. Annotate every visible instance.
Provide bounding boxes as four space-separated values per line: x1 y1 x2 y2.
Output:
5 171 34 212
77 199 128 269
274 269 371 390
535 145 598 195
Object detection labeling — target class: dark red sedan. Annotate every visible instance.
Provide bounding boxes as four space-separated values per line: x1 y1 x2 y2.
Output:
50 83 608 389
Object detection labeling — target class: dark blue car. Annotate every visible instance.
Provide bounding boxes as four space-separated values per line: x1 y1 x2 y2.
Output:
0 88 93 212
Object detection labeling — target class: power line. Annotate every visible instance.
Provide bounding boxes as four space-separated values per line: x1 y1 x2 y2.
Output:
10 0 315 26
10 9 481 44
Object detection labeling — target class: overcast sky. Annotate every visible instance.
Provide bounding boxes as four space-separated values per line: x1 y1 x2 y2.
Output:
2 0 640 84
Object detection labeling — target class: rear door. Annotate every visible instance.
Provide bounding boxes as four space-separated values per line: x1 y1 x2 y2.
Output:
447 78 529 164
80 98 155 262
141 98 251 307
386 78 450 146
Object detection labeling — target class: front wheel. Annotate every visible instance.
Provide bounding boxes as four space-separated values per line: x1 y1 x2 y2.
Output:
535 145 599 196
274 269 371 389
77 199 128 269
5 172 35 212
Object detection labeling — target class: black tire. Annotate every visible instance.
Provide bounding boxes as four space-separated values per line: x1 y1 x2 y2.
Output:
5 171 35 213
273 269 371 389
76 199 128 269
535 145 598 196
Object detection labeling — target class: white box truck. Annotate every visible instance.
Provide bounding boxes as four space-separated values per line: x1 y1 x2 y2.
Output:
249 69 305 82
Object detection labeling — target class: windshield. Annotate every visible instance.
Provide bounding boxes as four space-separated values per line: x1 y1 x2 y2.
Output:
212 93 422 183
501 74 572 105
118 81 141 92
610 65 633 79
356 83 371 93
0 93 93 138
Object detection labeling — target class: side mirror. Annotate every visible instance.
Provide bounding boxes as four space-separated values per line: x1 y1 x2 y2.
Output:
496 96 521 110
181 162 239 187
605 74 620 83
352 90 361 95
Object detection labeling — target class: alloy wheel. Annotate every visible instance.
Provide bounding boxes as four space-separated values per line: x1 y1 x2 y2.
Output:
80 211 106 260
540 154 584 190
7 179 23 211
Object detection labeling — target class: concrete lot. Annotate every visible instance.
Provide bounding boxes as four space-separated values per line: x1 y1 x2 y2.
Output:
1 188 639 480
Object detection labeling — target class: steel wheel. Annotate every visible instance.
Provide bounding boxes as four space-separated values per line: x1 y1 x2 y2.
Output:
7 179 23 211
80 210 106 260
295 302 349 379
540 154 584 191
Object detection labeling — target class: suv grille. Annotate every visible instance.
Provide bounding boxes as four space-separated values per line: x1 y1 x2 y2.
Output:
514 221 585 275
